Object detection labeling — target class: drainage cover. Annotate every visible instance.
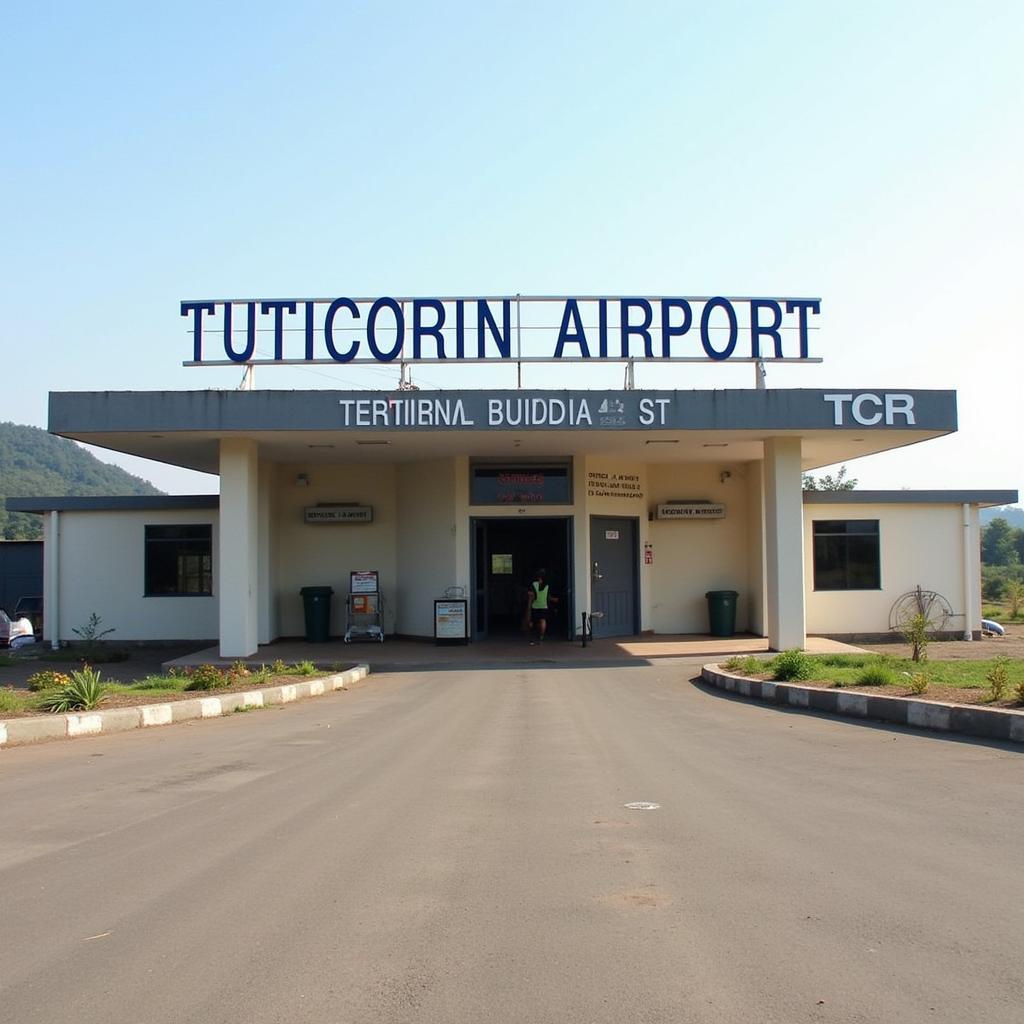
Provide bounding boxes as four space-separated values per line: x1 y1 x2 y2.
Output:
624 801 661 810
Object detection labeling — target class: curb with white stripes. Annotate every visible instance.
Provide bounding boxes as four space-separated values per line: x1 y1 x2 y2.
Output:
701 664 1024 745
0 665 369 749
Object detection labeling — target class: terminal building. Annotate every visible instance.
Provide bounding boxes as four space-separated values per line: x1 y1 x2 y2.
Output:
7 295 1016 656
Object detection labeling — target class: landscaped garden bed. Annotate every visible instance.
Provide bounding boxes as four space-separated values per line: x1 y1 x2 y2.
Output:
0 660 356 720
720 651 1024 709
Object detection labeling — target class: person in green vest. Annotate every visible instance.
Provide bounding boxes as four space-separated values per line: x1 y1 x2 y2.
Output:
528 568 557 644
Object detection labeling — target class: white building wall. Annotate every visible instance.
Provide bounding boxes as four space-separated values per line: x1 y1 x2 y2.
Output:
273 463 397 637
803 503 972 637
55 509 218 641
646 463 751 634
396 459 458 638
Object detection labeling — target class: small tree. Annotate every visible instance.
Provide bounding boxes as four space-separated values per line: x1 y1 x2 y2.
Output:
1006 580 1024 619
802 465 858 491
903 612 930 663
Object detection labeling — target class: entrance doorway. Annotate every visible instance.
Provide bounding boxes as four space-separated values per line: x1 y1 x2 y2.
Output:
471 517 573 640
589 516 639 638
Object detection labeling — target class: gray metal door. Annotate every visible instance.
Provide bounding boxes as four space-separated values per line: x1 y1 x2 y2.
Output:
589 517 638 638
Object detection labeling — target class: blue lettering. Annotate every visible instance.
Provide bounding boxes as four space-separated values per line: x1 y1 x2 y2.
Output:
261 300 297 360
223 302 257 362
455 299 466 358
324 298 360 362
181 301 215 361
785 299 820 358
554 299 591 358
660 299 692 357
304 301 316 360
700 297 738 360
620 299 654 357
750 299 783 358
367 297 404 361
477 299 511 358
413 299 446 358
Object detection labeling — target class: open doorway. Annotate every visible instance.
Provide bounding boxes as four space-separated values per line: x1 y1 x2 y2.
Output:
471 517 573 640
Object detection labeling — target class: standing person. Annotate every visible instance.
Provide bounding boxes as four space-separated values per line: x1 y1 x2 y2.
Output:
528 568 556 644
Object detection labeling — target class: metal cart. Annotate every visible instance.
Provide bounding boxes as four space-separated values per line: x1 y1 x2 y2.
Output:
344 573 384 643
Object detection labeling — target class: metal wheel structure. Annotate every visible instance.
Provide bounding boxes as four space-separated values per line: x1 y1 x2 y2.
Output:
888 586 953 634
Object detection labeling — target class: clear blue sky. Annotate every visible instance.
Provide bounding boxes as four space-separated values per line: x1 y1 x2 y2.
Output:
3 1 1021 500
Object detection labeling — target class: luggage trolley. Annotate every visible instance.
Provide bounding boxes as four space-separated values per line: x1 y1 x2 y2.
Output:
344 570 385 643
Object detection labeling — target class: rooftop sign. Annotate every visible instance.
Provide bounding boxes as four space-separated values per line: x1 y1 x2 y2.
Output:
180 295 822 366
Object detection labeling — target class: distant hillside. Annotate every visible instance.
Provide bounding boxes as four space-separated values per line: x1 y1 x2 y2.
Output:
981 505 1024 529
0 422 163 540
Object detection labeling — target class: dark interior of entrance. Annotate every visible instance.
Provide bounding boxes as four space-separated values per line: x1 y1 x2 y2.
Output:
473 518 571 639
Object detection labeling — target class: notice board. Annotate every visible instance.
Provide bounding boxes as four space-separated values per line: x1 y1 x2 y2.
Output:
434 599 468 644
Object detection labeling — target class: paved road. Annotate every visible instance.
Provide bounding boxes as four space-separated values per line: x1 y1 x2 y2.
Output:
1 663 1022 1023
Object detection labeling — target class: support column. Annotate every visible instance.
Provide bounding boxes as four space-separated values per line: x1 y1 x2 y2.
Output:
257 462 274 646
746 461 767 637
763 437 805 651
219 438 259 657
45 511 60 649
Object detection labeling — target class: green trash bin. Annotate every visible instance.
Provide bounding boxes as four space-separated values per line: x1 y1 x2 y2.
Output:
300 586 334 643
705 590 739 638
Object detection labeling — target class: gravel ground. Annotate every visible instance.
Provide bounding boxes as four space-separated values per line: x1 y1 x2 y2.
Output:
859 621 1024 660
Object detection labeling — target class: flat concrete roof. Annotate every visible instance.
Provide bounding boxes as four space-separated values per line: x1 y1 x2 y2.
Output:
802 490 1018 507
5 496 219 514
46 387 958 475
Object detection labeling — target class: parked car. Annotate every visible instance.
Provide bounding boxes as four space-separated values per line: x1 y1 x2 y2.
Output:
0 608 35 647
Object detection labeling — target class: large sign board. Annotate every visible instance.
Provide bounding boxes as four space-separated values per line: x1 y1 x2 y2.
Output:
50 389 958 435
181 295 822 366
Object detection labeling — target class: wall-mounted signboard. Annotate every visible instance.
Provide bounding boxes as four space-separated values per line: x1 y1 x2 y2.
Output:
655 503 726 520
470 465 571 505
304 506 373 524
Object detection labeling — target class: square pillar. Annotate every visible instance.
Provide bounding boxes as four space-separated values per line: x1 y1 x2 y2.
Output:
219 438 259 657
257 462 274 646
763 437 805 650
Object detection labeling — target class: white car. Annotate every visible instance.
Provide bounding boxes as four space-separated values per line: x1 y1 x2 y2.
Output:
0 609 35 647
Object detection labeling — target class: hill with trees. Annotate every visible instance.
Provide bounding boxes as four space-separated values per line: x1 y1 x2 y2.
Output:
980 504 1024 529
0 422 163 540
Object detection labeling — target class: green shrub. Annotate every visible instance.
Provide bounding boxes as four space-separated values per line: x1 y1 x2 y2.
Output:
38 666 108 713
1015 680 1024 704
908 673 930 695
987 659 1010 702
184 664 229 691
26 670 72 692
1006 581 1024 619
772 649 813 682
292 661 317 676
230 661 252 678
856 664 895 687
271 659 287 675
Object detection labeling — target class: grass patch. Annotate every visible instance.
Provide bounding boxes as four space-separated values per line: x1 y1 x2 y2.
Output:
855 663 896 687
722 655 766 675
0 688 31 714
764 654 1024 693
